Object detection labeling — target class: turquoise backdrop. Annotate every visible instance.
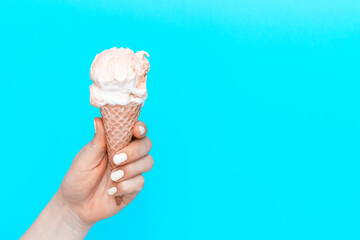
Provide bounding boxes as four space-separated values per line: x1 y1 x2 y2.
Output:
1 0 360 239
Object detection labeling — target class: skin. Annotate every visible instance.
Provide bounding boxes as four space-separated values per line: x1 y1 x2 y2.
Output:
21 118 154 240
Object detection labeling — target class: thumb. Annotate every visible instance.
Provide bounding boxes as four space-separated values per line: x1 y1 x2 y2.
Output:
88 118 106 157
91 117 106 152
76 118 107 166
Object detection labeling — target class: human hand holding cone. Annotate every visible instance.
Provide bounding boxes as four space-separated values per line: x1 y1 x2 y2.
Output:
89 47 150 205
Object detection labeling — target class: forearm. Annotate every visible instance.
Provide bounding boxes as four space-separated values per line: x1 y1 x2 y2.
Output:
21 192 92 240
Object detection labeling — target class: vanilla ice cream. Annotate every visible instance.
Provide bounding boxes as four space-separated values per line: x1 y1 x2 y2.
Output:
90 47 150 107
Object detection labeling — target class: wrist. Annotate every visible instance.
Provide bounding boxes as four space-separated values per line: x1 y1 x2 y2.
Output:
21 192 93 240
51 192 93 237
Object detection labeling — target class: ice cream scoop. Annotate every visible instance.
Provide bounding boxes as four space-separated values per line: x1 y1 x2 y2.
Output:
90 47 150 107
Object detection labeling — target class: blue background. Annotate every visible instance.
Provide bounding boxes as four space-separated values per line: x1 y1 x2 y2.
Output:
1 0 360 239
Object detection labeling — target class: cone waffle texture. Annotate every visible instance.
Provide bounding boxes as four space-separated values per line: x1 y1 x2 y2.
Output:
100 104 141 205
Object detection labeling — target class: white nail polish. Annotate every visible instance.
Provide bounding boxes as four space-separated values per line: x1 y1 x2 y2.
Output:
139 126 145 135
114 153 127 165
107 187 117 196
111 170 124 181
94 120 97 134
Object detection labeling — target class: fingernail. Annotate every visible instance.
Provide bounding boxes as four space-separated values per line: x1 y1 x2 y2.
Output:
94 119 97 134
114 153 127 165
139 126 145 135
107 187 117 196
111 170 124 181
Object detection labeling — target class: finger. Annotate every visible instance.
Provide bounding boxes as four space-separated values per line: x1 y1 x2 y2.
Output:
107 175 145 196
112 136 152 166
76 118 106 167
110 155 154 182
133 121 148 139
88 118 106 152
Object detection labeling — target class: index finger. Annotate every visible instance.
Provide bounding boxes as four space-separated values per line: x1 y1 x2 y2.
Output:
133 121 148 139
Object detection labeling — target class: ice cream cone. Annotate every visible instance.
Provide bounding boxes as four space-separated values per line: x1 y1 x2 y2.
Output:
100 104 141 205
89 47 149 206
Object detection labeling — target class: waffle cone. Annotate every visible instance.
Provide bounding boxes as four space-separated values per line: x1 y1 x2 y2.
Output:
100 104 141 205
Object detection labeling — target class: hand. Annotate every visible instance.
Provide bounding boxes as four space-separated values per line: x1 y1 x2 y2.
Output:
21 118 153 240
59 118 154 225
